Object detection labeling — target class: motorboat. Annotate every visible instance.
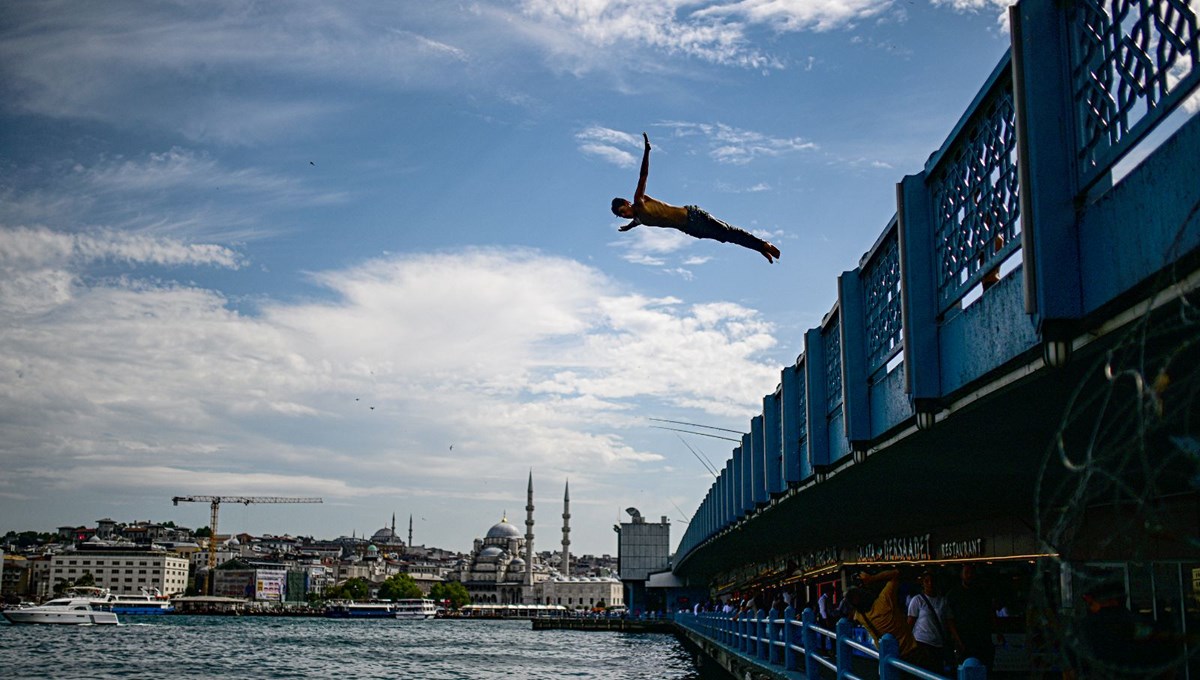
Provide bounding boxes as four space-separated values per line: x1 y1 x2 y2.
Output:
2 596 119 625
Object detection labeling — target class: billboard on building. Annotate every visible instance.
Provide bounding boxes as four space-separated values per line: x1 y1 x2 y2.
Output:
255 569 287 601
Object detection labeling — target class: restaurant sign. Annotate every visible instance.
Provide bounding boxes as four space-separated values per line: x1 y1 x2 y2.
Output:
856 534 931 562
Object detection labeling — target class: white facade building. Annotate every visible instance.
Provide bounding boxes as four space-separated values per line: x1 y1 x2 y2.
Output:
51 550 189 595
540 576 624 610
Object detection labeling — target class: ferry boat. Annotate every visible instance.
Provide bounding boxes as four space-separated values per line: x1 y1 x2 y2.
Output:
105 591 176 615
2 596 119 625
324 601 398 619
72 587 175 615
392 599 438 620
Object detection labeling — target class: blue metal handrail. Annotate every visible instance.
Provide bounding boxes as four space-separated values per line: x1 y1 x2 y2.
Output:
674 606 987 680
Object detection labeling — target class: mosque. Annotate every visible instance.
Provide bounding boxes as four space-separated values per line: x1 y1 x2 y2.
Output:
450 473 623 610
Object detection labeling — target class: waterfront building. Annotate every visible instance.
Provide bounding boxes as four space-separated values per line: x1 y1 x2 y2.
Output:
50 546 188 595
453 513 547 604
212 561 299 602
614 508 670 613
0 552 23 599
539 575 624 611
27 555 52 600
452 474 584 605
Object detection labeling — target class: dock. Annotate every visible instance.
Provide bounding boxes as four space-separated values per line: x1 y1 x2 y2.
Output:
531 617 675 633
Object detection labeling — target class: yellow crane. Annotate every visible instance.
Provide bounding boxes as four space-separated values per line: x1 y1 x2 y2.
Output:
171 495 323 582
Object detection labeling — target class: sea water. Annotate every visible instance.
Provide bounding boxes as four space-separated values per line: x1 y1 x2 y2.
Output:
0 616 727 679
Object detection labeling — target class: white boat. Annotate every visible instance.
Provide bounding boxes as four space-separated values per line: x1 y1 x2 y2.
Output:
2 596 120 625
392 598 438 620
103 589 175 615
56 586 174 615
324 601 397 619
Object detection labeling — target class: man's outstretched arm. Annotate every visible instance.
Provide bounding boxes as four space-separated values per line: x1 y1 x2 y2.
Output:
619 220 640 232
633 133 650 206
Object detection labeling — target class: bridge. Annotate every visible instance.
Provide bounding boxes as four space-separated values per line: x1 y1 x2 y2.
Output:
666 0 1200 677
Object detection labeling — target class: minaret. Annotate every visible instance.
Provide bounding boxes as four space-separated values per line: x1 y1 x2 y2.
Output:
408 514 413 549
561 480 571 576
524 470 535 589
391 512 396 539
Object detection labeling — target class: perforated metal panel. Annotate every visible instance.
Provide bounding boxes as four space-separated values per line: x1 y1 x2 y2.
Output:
1071 0 1200 187
929 73 1022 312
823 316 843 415
863 232 903 374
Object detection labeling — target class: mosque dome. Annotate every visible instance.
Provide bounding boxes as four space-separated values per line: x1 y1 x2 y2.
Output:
479 546 504 560
366 544 379 554
485 517 522 540
371 527 395 542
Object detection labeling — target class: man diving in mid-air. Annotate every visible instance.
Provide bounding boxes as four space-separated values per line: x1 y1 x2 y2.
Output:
611 133 781 264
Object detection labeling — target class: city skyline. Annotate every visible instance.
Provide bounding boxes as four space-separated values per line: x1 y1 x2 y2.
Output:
1 1 1014 555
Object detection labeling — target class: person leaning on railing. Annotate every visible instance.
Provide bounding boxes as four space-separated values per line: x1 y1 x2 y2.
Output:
843 569 919 664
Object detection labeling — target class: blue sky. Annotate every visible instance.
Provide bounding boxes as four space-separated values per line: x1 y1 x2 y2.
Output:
0 0 1013 555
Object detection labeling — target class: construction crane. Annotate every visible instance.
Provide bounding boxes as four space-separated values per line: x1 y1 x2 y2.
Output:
171 496 323 580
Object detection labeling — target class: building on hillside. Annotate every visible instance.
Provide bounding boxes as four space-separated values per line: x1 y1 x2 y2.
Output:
50 545 189 595
1 553 26 600
370 514 406 552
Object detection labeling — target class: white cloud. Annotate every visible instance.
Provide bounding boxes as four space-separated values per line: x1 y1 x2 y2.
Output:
614 223 695 265
0 149 343 243
0 1 902 149
577 127 642 167
0 225 242 315
518 0 890 69
930 0 1013 29
579 144 639 168
661 121 817 164
0 3 491 142
695 0 892 31
0 245 779 533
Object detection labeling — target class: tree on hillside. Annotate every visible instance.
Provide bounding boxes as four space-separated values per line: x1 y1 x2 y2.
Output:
326 577 369 601
378 573 423 600
194 526 212 538
429 581 471 609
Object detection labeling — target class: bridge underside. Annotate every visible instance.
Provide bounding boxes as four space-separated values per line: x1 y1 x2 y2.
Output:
675 275 1200 585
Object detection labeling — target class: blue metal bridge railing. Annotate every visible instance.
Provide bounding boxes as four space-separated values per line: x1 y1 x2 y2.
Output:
675 607 988 680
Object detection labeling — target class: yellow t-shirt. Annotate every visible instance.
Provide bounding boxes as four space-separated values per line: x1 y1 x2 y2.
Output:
633 195 688 228
855 579 917 657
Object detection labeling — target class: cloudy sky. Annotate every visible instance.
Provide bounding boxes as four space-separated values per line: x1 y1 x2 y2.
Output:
0 0 1012 555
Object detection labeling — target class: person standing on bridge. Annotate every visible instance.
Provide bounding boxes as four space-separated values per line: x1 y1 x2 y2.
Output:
844 569 918 664
907 568 966 674
611 133 781 263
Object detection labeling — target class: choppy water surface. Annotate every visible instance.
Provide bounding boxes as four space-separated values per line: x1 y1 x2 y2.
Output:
0 616 725 679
